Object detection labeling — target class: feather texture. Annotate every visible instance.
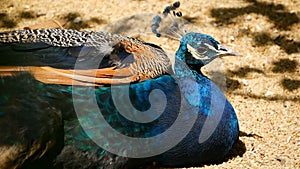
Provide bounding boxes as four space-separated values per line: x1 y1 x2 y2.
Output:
0 29 171 86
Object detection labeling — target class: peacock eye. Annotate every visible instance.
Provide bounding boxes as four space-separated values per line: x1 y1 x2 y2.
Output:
196 47 208 55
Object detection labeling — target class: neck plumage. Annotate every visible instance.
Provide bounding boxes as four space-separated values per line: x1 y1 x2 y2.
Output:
174 44 189 77
174 44 203 78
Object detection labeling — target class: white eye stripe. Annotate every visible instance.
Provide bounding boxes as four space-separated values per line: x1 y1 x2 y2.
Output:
204 43 219 52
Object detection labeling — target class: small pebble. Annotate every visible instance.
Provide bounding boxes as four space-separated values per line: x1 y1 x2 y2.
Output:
265 90 274 97
241 79 249 86
141 3 148 9
286 135 292 143
73 17 82 23
246 15 252 21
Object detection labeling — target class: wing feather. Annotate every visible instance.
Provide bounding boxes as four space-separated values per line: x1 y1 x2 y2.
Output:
0 29 171 86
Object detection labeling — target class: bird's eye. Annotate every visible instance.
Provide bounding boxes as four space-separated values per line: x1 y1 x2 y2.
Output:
196 47 208 55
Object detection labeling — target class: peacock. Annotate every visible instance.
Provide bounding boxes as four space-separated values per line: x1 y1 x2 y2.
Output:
0 1 239 169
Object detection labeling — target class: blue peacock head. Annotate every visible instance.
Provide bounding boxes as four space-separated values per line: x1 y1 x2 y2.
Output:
152 1 238 70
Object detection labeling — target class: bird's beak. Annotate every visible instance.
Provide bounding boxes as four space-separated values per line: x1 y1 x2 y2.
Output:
217 44 240 57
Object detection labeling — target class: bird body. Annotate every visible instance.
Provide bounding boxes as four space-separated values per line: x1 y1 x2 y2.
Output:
0 26 239 168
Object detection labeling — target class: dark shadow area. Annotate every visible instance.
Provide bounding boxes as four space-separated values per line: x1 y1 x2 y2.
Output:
273 35 300 54
271 58 298 73
206 71 242 92
90 17 103 24
0 10 45 29
19 11 37 19
0 12 17 28
194 138 246 167
252 32 300 54
63 12 89 30
210 0 300 55
0 10 105 30
182 16 199 23
210 0 299 30
224 131 263 161
224 138 247 161
225 60 299 101
226 77 242 92
62 12 105 30
240 131 262 138
223 60 299 100
227 66 265 77
232 92 300 102
281 78 300 91
252 32 273 46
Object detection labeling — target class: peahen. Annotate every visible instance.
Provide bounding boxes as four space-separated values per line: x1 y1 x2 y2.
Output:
0 1 239 168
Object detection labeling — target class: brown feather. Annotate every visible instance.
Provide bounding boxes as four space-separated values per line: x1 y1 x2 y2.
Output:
0 66 143 86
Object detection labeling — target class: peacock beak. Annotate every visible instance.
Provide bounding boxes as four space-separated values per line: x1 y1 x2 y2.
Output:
217 44 240 57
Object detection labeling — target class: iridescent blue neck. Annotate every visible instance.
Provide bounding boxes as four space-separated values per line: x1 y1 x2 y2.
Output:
174 32 198 76
175 33 190 62
174 43 190 77
174 33 200 78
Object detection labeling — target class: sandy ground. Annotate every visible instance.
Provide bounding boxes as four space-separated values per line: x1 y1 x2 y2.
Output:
1 0 299 168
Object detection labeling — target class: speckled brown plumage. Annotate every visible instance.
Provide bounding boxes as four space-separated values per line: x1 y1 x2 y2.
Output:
0 28 171 86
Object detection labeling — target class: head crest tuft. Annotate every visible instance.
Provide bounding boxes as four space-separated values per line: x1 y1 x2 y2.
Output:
151 1 187 40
